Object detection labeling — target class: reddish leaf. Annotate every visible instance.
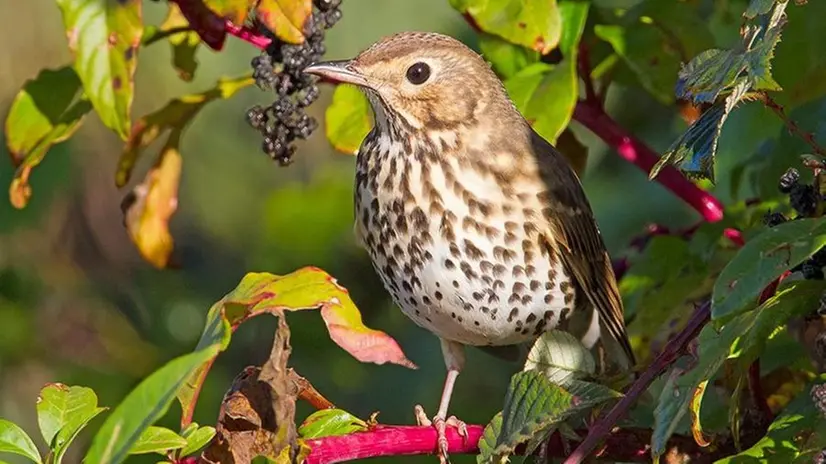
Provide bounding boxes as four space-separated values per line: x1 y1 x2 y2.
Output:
201 0 257 24
178 267 416 428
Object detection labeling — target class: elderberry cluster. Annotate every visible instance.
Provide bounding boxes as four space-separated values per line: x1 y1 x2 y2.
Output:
246 0 342 165
763 167 826 280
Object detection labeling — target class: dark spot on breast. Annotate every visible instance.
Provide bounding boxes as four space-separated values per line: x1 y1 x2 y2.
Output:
493 264 507 277
508 294 520 304
473 291 484 301
422 296 431 305
513 282 527 294
435 291 443 300
544 294 553 304
464 240 485 259
480 260 494 273
445 259 456 270
505 232 518 244
450 242 461 257
453 280 460 288
526 314 537 323
512 265 525 278
508 307 519 322
463 302 473 311
521 294 532 305
530 280 541 291
493 279 505 290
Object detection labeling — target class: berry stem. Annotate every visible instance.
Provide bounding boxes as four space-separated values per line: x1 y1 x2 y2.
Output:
562 300 713 464
758 92 826 157
224 20 273 50
573 101 725 222
302 424 712 463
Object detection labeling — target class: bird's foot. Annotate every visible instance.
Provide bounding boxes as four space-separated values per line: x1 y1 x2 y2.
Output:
414 405 468 464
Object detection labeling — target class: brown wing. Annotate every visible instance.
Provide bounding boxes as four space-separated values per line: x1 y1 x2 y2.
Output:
530 130 636 369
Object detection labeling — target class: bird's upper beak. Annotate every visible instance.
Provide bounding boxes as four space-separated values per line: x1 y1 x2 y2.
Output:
303 60 371 88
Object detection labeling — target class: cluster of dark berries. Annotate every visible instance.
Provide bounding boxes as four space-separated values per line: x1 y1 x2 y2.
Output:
246 0 342 165
763 166 826 280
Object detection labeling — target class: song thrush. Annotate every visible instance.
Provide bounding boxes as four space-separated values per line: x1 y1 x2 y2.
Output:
304 31 635 462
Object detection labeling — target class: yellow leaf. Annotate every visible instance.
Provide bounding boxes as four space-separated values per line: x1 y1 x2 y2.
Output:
256 0 313 44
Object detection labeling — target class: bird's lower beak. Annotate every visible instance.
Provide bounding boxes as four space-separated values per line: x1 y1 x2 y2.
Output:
303 60 371 88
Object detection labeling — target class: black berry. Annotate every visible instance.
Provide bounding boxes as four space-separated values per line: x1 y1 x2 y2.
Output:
762 212 787 227
802 260 825 280
245 0 343 164
790 183 818 217
779 167 800 194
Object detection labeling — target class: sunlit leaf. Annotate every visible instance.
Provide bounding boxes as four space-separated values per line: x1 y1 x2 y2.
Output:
177 266 416 428
298 409 368 439
256 0 313 45
324 84 372 155
116 74 253 187
715 377 826 463
55 0 143 140
524 330 595 385
4 67 92 209
450 0 562 53
712 217 826 321
128 426 187 455
478 33 539 80
482 370 619 460
121 134 182 269
202 0 257 24
0 420 42 464
36 384 106 463
180 424 216 457
84 345 221 464
504 1 589 144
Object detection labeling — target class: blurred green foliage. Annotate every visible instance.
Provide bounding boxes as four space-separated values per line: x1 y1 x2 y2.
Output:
2 0 826 462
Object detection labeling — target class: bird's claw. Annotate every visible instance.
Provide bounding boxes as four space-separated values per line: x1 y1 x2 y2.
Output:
413 405 468 464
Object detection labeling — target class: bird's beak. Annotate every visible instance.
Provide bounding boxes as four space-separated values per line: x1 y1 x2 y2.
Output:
303 60 371 88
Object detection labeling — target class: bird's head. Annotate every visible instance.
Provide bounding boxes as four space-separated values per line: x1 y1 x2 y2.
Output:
303 32 521 137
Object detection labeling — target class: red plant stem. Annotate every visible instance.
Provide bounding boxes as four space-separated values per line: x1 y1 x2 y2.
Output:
562 301 712 464
224 21 273 49
573 102 724 223
303 425 711 464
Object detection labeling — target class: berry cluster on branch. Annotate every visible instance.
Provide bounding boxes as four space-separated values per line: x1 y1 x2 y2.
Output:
246 0 342 165
764 166 826 280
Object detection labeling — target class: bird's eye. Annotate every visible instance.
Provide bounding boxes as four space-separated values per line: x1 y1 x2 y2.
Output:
405 62 431 85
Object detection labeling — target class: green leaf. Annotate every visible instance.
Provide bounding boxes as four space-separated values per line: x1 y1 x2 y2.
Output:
476 412 503 464
298 409 368 439
771 0 826 109
177 267 416 428
504 1 589 144
450 0 562 53
128 426 187 455
712 217 826 321
3 66 92 209
478 33 539 79
651 280 826 459
715 378 826 463
650 78 750 181
160 3 201 81
36 384 106 463
523 330 595 385
325 84 372 155
180 424 215 457
594 1 715 104
116 74 253 187
84 346 221 464
483 371 619 460
55 0 143 140
0 419 42 464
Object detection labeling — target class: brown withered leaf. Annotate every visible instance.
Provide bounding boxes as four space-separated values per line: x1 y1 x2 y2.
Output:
121 131 182 269
201 316 302 463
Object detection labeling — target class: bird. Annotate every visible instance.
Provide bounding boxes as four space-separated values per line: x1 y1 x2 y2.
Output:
303 31 635 462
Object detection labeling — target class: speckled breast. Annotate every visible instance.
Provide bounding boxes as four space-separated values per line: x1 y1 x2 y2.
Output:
354 136 576 347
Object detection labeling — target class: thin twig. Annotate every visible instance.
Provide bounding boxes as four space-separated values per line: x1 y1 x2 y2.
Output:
142 26 194 47
577 42 599 107
758 92 826 157
562 301 712 464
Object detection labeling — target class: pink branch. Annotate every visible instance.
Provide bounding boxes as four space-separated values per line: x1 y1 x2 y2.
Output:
573 102 724 223
303 425 712 463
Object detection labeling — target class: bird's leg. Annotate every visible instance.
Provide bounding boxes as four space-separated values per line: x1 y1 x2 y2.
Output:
414 339 468 463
